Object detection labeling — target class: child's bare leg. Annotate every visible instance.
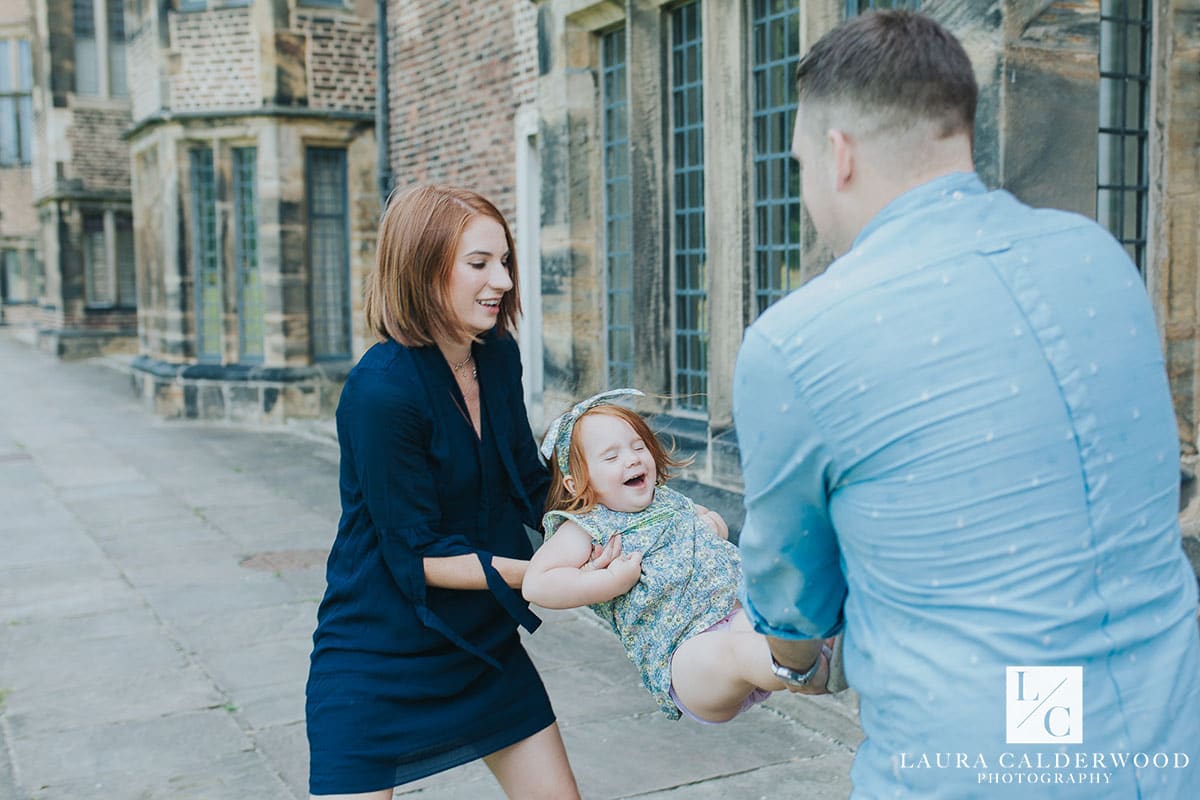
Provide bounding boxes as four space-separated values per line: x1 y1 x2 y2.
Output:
670 628 787 722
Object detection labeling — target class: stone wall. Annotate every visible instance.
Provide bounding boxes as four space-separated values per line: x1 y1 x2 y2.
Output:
168 8 259 112
1151 0 1200 456
294 12 376 113
64 103 133 194
0 169 36 238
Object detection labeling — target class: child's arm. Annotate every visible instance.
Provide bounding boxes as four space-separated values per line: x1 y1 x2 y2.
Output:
523 521 642 609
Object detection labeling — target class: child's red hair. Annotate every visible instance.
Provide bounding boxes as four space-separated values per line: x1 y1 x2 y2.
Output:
543 405 689 515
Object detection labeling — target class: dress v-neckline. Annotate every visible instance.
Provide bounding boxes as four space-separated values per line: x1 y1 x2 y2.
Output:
445 361 483 443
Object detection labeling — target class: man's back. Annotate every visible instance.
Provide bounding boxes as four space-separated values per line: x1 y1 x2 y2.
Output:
736 172 1200 797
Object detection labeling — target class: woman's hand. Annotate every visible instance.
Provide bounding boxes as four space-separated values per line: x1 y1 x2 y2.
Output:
584 533 623 571
604 550 643 593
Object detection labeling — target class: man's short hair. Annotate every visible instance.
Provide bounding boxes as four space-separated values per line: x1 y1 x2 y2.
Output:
796 11 977 140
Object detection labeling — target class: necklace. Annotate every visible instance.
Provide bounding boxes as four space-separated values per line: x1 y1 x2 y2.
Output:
451 353 477 380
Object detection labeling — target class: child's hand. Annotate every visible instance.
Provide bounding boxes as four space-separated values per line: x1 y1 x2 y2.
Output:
605 550 643 592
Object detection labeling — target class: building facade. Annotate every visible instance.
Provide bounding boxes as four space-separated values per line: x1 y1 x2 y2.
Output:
532 0 1200 491
123 0 377 422
0 3 38 330
17 0 135 357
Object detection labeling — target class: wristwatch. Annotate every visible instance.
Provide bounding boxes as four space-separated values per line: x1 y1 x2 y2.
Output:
769 652 823 689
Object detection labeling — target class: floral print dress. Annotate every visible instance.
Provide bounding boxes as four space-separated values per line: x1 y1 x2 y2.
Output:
543 485 741 718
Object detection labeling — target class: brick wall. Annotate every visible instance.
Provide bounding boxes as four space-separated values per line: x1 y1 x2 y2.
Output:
169 8 258 111
65 106 132 193
388 0 524 219
295 12 376 113
512 0 537 110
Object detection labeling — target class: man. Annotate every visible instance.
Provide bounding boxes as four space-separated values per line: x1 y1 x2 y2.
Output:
734 11 1200 798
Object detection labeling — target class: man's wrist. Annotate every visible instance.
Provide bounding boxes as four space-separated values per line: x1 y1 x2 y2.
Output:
769 651 823 689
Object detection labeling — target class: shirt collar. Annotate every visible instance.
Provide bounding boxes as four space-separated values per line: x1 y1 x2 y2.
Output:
851 171 985 251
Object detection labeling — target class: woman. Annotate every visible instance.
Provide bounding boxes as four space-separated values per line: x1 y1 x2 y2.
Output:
306 185 586 798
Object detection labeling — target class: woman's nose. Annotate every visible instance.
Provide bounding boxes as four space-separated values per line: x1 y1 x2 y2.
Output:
489 262 514 291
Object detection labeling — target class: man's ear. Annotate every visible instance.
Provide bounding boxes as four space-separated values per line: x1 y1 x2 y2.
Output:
563 475 577 496
828 128 854 192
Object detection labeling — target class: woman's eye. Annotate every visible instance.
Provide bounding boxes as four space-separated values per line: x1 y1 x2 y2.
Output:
469 261 486 270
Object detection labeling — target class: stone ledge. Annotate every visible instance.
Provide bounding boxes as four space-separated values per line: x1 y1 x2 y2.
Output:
129 356 353 423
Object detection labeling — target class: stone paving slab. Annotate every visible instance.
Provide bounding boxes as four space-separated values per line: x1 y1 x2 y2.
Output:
25 748 295 800
2 666 225 739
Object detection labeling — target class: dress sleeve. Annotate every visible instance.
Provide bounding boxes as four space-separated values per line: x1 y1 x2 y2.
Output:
733 327 846 640
340 366 538 669
505 341 551 529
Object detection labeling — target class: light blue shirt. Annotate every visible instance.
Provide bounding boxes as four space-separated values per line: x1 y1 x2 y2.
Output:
735 172 1200 798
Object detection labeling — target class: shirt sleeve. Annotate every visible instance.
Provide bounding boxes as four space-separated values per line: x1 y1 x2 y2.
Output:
733 326 846 640
340 366 539 668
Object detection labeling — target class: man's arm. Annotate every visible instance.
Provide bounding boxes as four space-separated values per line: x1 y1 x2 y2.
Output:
734 327 847 671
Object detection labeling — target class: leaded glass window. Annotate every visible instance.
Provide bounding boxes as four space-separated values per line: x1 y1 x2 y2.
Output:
307 147 351 361
0 39 33 165
73 0 98 95
115 212 136 307
190 149 222 362
1098 0 1151 273
671 1 707 411
107 0 127 97
751 0 801 315
845 0 921 16
233 147 263 362
601 26 633 388
82 212 109 305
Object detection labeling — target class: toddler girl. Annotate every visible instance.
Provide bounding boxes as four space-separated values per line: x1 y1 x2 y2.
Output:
523 389 831 723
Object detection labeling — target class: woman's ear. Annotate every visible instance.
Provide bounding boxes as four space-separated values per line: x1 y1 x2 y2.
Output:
562 475 577 496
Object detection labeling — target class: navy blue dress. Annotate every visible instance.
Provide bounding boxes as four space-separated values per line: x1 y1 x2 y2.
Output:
306 331 554 795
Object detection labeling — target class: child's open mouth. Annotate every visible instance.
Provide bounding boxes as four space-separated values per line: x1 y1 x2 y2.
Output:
624 473 647 488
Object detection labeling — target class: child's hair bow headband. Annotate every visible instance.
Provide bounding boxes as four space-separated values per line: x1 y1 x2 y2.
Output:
539 388 645 476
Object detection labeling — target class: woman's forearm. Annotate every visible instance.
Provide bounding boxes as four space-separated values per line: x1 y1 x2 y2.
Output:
423 554 528 590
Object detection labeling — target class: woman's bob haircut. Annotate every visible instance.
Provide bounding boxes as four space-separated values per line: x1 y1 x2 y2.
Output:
365 184 522 346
